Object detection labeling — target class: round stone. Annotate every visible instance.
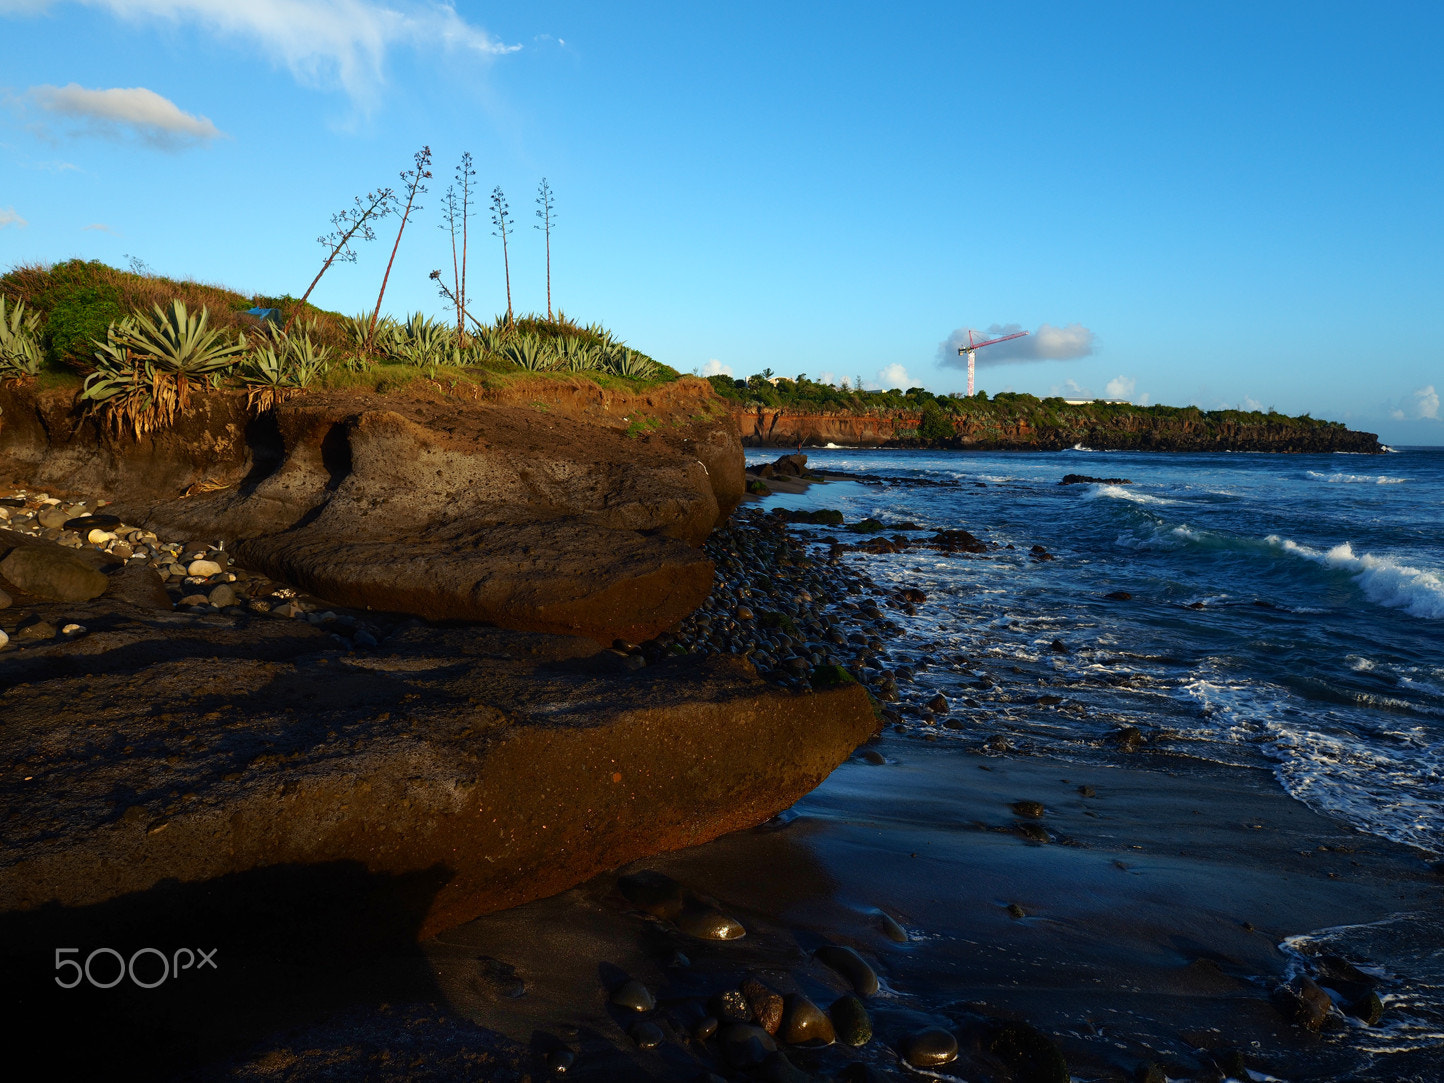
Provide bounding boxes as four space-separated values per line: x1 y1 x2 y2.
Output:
902 1027 957 1068
187 559 223 578
692 1015 719 1041
207 584 238 608
60 623 87 637
814 944 879 995
780 995 835 1046
610 978 656 1012
0 629 8 649
86 528 116 545
829 995 872 1047
1012 800 1046 819
676 901 745 940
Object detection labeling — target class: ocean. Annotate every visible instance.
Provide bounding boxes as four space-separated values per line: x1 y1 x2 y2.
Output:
747 444 1444 859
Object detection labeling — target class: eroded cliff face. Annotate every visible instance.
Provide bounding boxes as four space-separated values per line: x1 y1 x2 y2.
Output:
735 406 1383 453
0 376 745 641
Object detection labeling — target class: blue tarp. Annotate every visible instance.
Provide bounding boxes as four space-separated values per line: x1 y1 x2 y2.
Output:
246 307 281 321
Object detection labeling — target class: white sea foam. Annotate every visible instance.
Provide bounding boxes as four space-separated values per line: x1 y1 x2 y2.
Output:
1083 483 1179 506
1306 470 1408 485
1268 536 1444 619
1068 443 1095 451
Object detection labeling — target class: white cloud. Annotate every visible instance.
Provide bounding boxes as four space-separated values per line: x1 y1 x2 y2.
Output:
28 84 222 146
1050 378 1092 398
1240 395 1264 412
0 206 27 228
1104 375 1136 400
699 359 732 378
874 363 913 390
1391 385 1439 422
19 1 520 106
82 222 118 234
938 322 1097 366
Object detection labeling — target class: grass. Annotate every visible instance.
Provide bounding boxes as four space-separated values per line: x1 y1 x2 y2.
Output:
0 259 685 397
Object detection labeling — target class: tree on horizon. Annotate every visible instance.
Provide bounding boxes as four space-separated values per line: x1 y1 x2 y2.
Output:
534 178 556 321
368 146 431 346
490 186 514 325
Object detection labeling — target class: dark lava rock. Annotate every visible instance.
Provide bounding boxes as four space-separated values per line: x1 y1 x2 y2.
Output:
860 749 887 765
712 989 754 1025
1060 474 1132 485
15 617 59 641
984 1021 1070 1083
926 693 948 713
929 528 987 553
829 995 872 1046
815 944 879 995
1104 590 1133 601
772 508 844 526
1049 638 1068 653
898 587 927 604
1037 694 1063 706
0 543 109 602
902 1027 958 1067
1029 544 1055 562
1273 975 1335 1030
1110 725 1145 752
1006 902 1027 919
983 734 1010 752
62 513 122 532
846 518 888 535
1011 800 1046 819
1014 822 1051 844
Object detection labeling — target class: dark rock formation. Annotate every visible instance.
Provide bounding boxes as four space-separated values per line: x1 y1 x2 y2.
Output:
0 589 877 938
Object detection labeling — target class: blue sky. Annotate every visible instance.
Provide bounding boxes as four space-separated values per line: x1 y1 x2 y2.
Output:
1 1 1440 444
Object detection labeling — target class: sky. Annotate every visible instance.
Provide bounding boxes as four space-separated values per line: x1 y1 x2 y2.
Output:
1 1 1440 445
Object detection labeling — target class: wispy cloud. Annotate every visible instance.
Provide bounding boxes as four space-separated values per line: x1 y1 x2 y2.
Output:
0 206 27 228
11 1 520 106
27 83 223 147
83 222 119 234
938 322 1097 366
1391 385 1439 422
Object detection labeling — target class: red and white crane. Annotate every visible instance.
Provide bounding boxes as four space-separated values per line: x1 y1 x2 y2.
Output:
957 328 1029 396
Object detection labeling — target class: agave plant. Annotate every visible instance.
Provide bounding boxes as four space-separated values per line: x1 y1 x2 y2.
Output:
0 295 45 379
81 319 165 439
606 345 657 379
502 332 555 372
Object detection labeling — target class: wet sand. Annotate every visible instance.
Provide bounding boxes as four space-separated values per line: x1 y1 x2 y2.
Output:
423 737 1444 1081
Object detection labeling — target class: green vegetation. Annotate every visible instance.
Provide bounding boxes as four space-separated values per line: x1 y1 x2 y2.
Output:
0 259 683 438
709 372 1353 443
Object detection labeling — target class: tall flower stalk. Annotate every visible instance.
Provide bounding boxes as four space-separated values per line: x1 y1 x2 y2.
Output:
368 146 432 347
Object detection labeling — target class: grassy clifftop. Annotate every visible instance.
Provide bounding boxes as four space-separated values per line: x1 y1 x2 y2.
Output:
712 374 1380 452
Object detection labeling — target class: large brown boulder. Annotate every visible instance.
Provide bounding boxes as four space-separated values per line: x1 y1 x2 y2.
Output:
0 539 110 601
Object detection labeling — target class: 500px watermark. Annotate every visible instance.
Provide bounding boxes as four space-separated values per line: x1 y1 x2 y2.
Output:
55 947 217 989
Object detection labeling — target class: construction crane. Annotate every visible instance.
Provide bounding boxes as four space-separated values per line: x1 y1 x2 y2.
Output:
957 328 1029 396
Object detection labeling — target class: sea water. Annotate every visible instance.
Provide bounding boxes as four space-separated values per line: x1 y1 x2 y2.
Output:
747 445 1444 858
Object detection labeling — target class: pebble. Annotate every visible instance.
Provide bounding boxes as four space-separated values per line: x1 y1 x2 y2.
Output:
711 989 752 1024
741 977 784 1034
869 908 908 942
610 979 656 1012
901 1027 957 1068
0 629 8 648
829 995 872 1046
814 944 879 995
1012 799 1046 819
187 559 223 578
780 995 834 1046
60 623 86 638
676 900 745 940
16 619 58 641
545 1049 575 1072
207 583 238 608
692 1015 719 1041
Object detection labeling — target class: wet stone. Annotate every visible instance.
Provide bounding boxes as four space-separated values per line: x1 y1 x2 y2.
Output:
901 1027 957 1068
692 1015 719 1042
742 977 784 1035
870 908 908 942
829 995 872 1047
1012 800 1046 819
711 989 752 1025
816 945 878 995
610 978 656 1012
780 995 834 1046
676 900 745 940
630 1020 664 1049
